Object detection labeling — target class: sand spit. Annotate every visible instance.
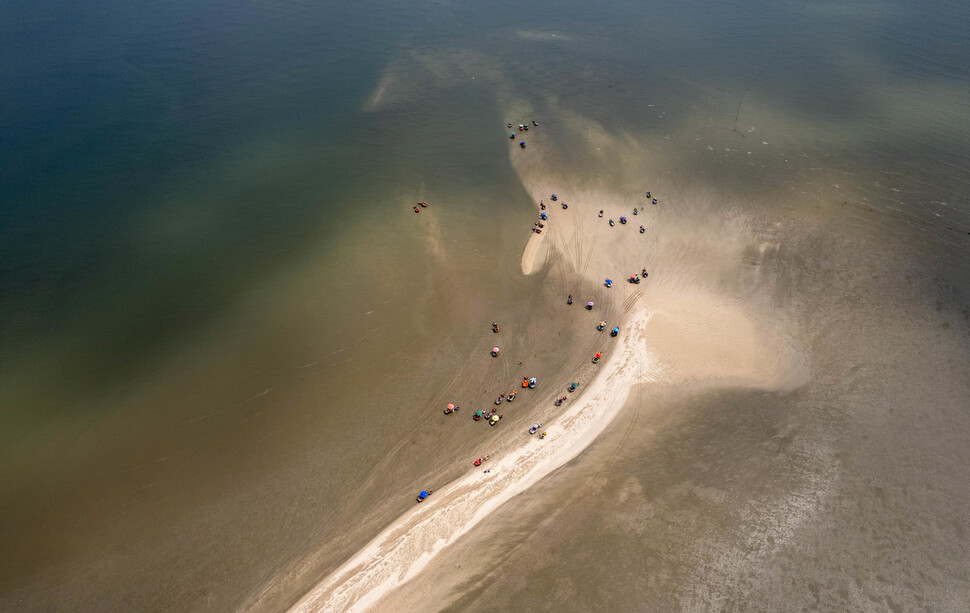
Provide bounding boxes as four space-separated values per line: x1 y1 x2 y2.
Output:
288 306 658 613
520 230 546 275
289 105 805 612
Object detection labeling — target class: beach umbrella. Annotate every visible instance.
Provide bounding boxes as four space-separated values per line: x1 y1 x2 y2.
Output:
491 415 499 422
476 410 483 417
419 491 428 499
446 403 455 410
492 346 500 355
595 352 603 359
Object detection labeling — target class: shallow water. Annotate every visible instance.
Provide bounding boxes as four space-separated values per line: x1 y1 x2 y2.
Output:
2 0 970 611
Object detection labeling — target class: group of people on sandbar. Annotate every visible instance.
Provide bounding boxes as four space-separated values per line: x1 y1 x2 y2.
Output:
418 140 661 501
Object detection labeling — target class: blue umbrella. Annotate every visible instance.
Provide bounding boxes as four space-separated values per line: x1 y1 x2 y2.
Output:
419 491 428 499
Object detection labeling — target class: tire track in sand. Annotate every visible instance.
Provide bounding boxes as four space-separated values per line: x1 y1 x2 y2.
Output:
580 214 600 276
623 289 643 313
553 216 575 293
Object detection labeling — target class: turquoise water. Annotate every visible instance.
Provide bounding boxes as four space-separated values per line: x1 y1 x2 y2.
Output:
2 0 970 610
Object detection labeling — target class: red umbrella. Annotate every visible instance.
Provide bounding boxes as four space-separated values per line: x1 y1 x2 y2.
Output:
446 403 455 410
595 352 603 359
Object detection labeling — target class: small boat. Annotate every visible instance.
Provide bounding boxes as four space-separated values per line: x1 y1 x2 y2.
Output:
609 219 615 226
529 423 541 435
640 226 645 234
652 198 658 204
551 194 558 201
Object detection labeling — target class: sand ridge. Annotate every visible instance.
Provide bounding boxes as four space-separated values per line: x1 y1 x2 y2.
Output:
288 304 658 612
289 106 806 612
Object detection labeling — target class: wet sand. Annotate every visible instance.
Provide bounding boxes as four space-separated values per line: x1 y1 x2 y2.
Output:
291 110 808 611
365 104 970 612
289 303 658 612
